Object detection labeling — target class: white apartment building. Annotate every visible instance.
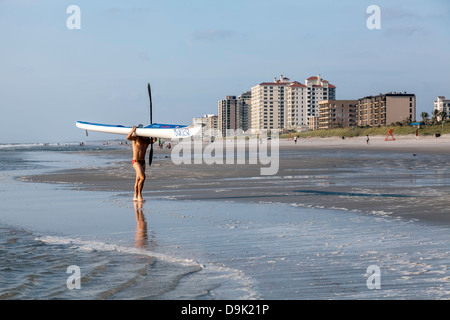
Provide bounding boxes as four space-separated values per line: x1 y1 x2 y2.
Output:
250 75 336 132
285 75 336 130
433 96 450 120
193 114 219 138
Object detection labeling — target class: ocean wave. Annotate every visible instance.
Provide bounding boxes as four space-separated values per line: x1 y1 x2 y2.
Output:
36 235 199 267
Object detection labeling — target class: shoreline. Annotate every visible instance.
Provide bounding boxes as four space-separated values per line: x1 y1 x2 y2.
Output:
19 135 450 226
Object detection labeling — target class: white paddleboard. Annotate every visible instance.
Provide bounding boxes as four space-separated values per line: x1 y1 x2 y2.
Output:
76 121 201 139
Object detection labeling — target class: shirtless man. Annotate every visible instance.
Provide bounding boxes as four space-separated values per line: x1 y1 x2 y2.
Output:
127 126 156 202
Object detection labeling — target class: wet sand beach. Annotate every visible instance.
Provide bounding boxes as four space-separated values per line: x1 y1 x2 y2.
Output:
22 135 450 225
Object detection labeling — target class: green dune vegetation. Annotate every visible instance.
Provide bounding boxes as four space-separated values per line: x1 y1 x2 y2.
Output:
282 122 450 139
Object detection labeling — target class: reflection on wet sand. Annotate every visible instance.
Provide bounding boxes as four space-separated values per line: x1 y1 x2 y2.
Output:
134 201 148 248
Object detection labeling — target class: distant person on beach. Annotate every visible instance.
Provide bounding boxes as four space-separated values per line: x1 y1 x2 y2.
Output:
127 126 156 202
366 135 370 145
294 136 297 144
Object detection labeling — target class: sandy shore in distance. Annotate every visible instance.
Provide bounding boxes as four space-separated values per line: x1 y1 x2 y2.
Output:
21 134 450 225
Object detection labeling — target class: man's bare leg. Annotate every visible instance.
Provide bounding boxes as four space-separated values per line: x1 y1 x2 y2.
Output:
134 176 140 201
137 176 145 201
133 162 146 201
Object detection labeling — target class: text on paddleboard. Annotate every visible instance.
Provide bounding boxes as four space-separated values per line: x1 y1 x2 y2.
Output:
174 128 190 137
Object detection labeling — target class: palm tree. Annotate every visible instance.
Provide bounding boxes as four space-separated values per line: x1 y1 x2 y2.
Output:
439 110 447 122
432 109 440 124
420 111 430 124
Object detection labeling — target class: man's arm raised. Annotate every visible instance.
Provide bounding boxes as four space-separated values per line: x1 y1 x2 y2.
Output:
127 126 137 141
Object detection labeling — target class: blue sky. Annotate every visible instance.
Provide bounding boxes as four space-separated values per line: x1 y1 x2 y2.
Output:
1 0 449 143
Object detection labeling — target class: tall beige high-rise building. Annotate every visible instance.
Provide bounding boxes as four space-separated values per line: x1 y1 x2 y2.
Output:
250 75 290 132
357 92 416 127
250 74 336 132
284 81 306 129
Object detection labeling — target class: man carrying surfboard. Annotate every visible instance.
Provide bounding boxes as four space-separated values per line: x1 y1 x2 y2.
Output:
127 126 156 202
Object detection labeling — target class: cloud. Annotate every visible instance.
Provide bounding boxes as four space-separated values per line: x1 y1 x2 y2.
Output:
193 29 236 41
381 7 421 21
379 5 443 37
384 25 428 37
105 7 151 14
105 7 121 13
381 5 449 21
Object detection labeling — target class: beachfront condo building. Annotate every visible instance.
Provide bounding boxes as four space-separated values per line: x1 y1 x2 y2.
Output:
250 75 336 133
308 116 319 131
286 75 336 130
250 75 289 132
433 96 450 120
356 92 416 127
206 114 219 137
218 95 237 137
236 91 251 132
284 81 307 130
193 114 219 138
218 92 252 137
318 100 358 130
